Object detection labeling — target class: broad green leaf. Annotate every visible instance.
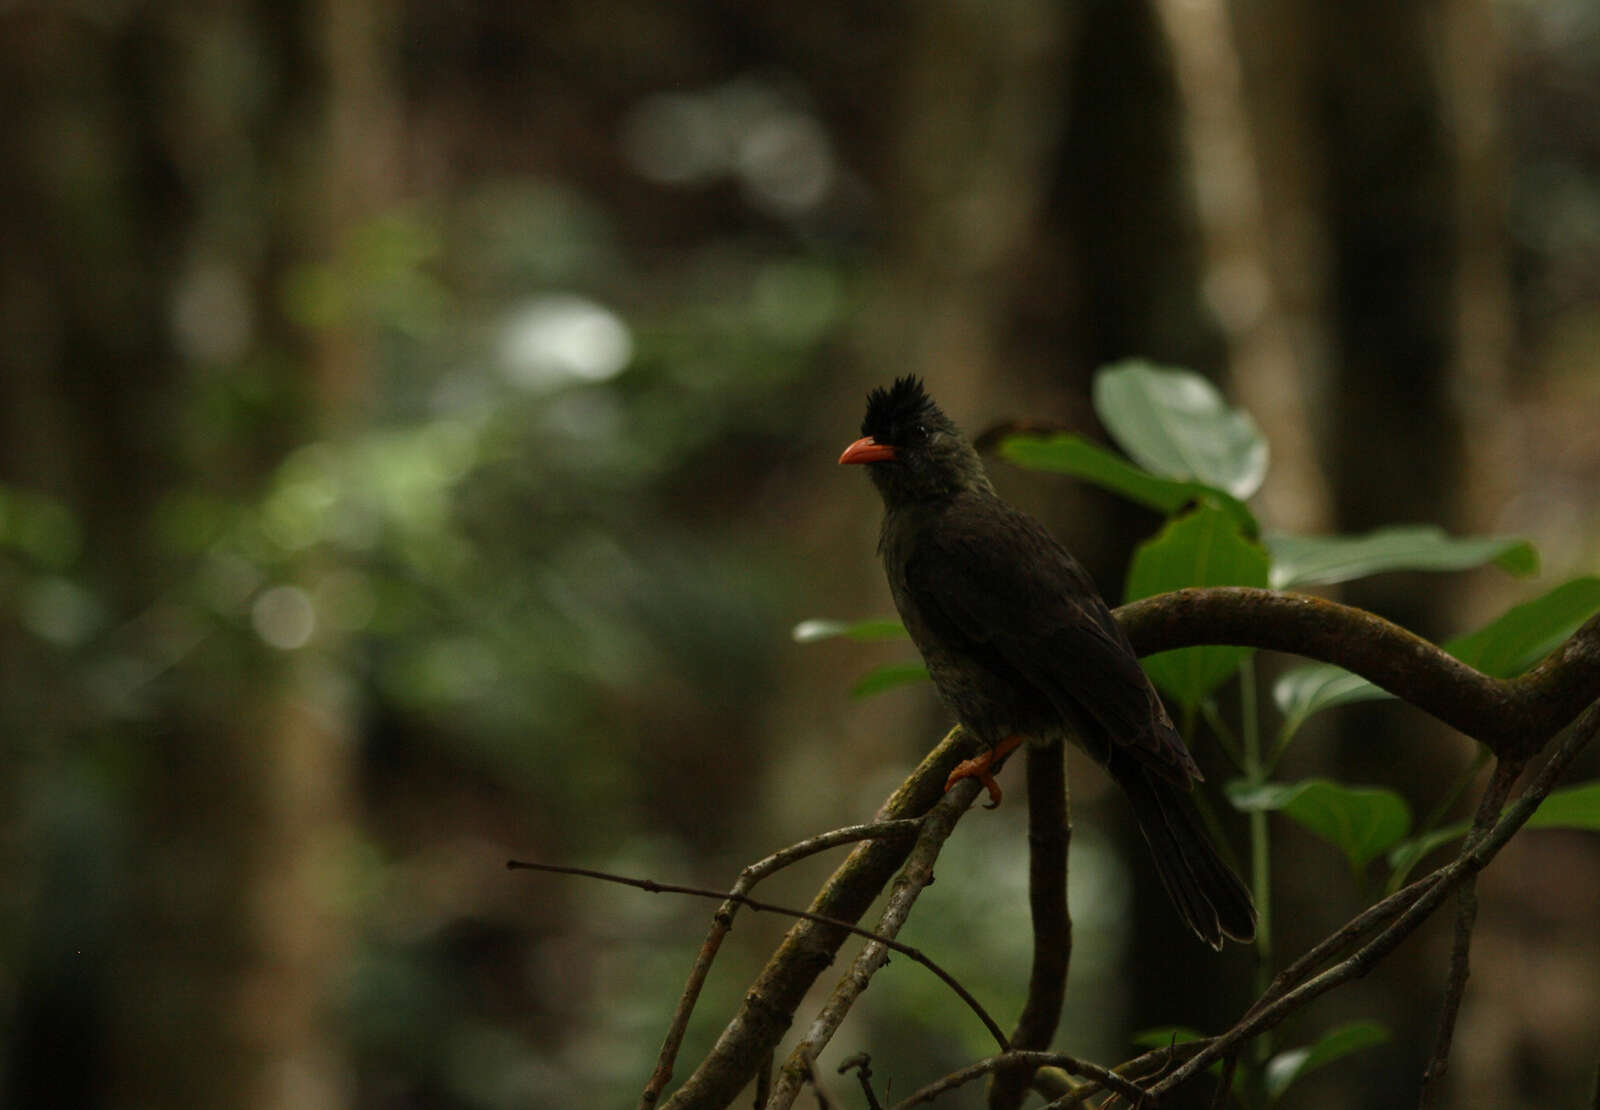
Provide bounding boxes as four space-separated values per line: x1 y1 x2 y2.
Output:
1270 577 1600 732
791 617 908 643
1092 361 1269 499
1264 1021 1391 1102
997 433 1257 533
1527 780 1600 831
1126 506 1270 706
1227 778 1412 876
1266 526 1537 589
850 661 930 699
1446 576 1600 677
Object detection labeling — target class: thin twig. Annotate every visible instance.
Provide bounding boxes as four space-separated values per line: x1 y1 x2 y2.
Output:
838 1054 884 1110
1148 698 1600 1099
506 853 1005 1052
633 820 922 1108
886 1051 1152 1110
1208 1054 1238 1109
766 777 998 1109
1418 758 1524 1104
659 726 982 1110
1037 1039 1205 1109
798 1049 837 1110
989 740 1072 1110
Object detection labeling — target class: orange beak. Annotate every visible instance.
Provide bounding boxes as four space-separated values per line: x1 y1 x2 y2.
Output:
839 436 897 465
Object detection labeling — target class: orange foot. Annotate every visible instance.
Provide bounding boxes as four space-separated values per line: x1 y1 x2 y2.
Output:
944 735 1026 809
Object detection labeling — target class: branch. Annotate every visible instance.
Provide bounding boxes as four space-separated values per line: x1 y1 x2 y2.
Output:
988 740 1072 1110
885 1050 1152 1110
1036 1040 1209 1109
657 726 984 1110
1116 587 1600 757
1418 757 1523 1104
634 819 924 1108
1148 696 1600 1097
505 850 1005 1061
766 775 1000 1109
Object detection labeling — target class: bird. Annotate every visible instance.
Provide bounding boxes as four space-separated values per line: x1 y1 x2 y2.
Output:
839 375 1255 948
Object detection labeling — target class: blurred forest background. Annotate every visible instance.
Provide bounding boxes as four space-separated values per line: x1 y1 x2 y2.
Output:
2 1 1599 1108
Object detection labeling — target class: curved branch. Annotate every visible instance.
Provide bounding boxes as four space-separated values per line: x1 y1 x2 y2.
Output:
1116 587 1600 757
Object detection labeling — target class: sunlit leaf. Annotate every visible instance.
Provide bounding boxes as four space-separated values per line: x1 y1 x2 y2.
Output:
1125 506 1270 706
1092 361 1269 499
1266 526 1537 589
1264 1021 1390 1102
850 661 930 699
1227 778 1412 876
791 617 908 643
997 433 1256 533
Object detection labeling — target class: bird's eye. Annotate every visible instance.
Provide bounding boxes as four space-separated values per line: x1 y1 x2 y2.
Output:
915 423 929 439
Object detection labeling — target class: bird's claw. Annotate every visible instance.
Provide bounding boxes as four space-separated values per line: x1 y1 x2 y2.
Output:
945 757 1004 809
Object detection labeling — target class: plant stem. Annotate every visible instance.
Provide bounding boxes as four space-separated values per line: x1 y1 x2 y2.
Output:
1239 656 1273 1064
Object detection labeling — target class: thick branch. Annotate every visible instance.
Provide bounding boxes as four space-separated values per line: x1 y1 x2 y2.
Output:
1116 587 1600 757
637 819 923 1108
767 776 996 1109
657 727 982 1110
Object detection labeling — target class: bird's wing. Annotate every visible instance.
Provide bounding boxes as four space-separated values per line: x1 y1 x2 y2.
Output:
901 498 1199 784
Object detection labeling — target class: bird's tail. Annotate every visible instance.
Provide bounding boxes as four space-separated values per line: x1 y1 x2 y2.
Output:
1113 760 1256 949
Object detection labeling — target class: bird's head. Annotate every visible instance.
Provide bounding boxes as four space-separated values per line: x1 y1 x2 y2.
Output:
839 376 992 504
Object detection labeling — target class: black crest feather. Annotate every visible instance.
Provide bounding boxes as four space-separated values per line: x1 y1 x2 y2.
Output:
861 375 937 440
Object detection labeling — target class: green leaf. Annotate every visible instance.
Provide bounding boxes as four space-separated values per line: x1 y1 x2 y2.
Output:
1125 506 1270 706
1131 1025 1209 1049
1266 526 1538 589
850 661 930 699
1227 778 1412 876
1270 577 1600 733
1386 821 1471 887
1388 781 1600 888
791 617 908 643
1527 780 1600 831
1092 361 1269 499
1130 1027 1224 1078
1271 662 1394 736
1446 576 1600 678
1264 1021 1391 1102
997 433 1257 533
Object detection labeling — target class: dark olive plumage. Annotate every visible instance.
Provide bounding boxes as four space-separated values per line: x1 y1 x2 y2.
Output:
847 377 1255 948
